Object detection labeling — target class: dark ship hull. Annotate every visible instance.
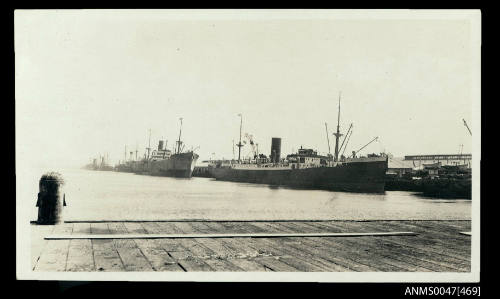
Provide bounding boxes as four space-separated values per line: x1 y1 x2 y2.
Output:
83 164 114 171
131 152 198 178
115 163 133 172
419 178 471 199
209 157 388 193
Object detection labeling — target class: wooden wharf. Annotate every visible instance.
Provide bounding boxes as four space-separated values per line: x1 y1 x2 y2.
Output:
31 220 471 272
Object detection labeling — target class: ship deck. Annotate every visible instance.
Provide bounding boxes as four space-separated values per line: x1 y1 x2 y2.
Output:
31 220 471 272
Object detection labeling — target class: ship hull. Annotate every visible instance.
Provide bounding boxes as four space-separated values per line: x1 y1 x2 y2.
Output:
133 152 198 178
209 158 388 193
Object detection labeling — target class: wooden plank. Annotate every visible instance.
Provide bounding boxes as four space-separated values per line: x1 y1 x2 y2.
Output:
229 221 350 271
370 233 470 266
375 221 471 245
134 239 184 271
278 222 326 234
342 221 471 258
169 224 222 260
398 221 472 244
31 224 56 270
229 258 268 272
142 222 185 252
258 223 399 272
306 236 408 272
45 231 417 240
200 223 264 259
202 222 280 261
63 219 357 223
160 222 217 271
307 222 463 272
233 222 352 272
276 255 331 272
260 223 382 272
177 256 214 272
35 223 73 271
307 222 452 271
155 222 184 234
253 257 301 272
316 221 470 271
90 223 124 272
32 220 470 272
229 222 351 271
108 223 153 271
217 222 270 237
405 220 470 233
169 222 226 259
66 223 94 271
177 238 216 259
297 222 433 271
259 237 353 272
204 258 244 271
438 221 471 231
130 221 184 271
248 222 287 233
122 222 148 234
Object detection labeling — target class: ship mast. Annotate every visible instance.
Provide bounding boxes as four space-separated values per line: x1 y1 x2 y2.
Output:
325 123 331 156
176 117 183 154
232 139 235 161
333 92 343 162
146 129 152 160
237 114 243 162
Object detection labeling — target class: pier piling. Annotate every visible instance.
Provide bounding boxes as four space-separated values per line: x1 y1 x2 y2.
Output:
36 172 66 225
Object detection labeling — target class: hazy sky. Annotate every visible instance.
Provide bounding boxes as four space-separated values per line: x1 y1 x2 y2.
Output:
15 10 480 169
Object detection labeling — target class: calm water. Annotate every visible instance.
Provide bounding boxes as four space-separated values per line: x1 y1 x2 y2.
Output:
29 168 471 221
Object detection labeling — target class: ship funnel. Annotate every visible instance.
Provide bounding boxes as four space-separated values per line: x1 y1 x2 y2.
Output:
158 140 164 151
271 138 281 163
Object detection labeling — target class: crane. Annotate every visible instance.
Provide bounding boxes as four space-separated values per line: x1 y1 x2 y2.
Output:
352 136 378 158
341 128 353 158
339 123 353 155
463 119 472 136
325 123 331 155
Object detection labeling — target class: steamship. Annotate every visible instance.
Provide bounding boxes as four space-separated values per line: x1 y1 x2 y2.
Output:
130 140 199 178
84 155 114 171
209 100 388 193
116 119 199 178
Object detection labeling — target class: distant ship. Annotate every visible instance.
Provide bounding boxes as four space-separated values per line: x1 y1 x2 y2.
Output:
83 155 114 171
209 97 388 193
130 141 199 178
116 118 198 178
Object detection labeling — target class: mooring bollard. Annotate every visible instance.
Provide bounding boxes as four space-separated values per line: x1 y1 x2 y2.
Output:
36 172 66 225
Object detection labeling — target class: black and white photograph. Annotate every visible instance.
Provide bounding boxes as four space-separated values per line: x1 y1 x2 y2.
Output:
15 9 480 283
